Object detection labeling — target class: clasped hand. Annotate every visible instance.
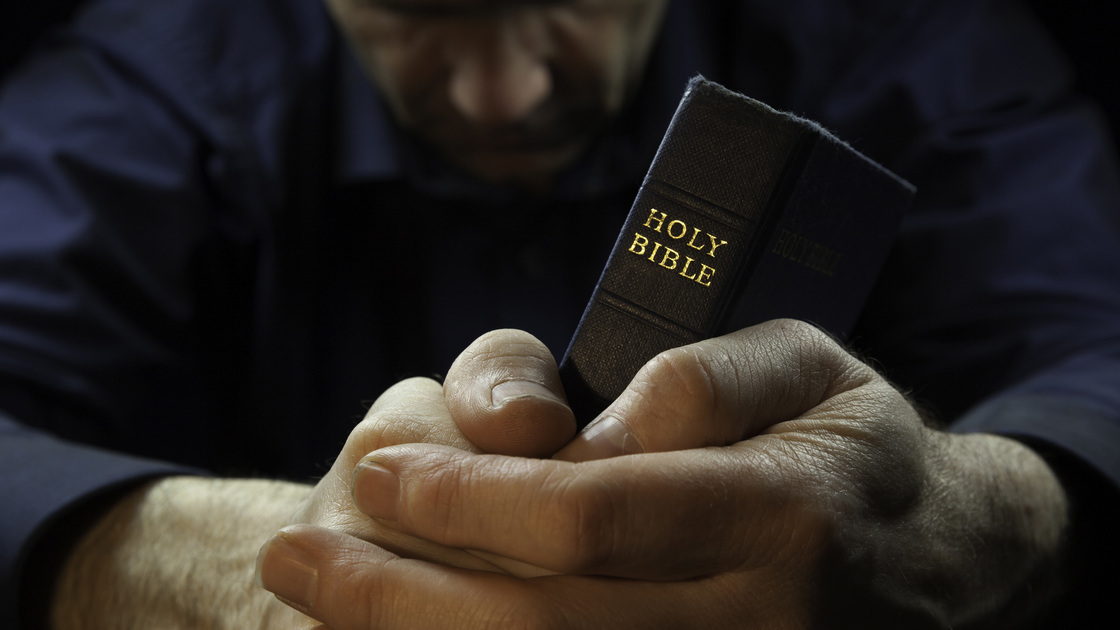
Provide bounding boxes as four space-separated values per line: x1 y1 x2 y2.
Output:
257 319 1065 629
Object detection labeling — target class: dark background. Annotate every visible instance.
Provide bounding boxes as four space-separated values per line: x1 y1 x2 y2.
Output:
2 1 1118 150
0 1 1116 626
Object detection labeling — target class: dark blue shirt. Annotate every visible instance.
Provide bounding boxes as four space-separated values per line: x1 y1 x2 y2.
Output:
2 0 1119 625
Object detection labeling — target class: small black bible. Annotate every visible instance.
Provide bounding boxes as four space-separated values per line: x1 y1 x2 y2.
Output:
558 76 915 426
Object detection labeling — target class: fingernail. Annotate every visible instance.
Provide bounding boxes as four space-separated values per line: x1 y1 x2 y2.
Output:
556 415 643 462
491 379 562 408
352 460 400 521
255 532 319 612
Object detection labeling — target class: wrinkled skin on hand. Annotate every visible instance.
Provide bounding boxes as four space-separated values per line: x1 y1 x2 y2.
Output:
259 321 1066 629
276 330 577 580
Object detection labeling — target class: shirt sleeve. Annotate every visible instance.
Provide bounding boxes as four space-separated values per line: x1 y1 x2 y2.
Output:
794 0 1120 487
0 0 336 623
801 3 1120 623
0 9 232 625
0 415 196 627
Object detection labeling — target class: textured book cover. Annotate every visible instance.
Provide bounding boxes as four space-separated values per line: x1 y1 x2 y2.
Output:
559 76 914 426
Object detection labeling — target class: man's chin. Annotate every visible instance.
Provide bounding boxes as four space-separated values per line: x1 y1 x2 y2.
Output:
446 144 589 191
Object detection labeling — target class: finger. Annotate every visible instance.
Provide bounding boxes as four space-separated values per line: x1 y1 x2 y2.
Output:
310 377 474 530
352 443 826 580
304 374 546 580
363 376 476 453
554 318 877 461
256 524 569 630
256 524 538 630
444 329 576 457
347 376 476 471
256 524 771 630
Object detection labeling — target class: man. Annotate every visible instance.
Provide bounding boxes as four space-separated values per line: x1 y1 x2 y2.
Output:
1 0 1117 628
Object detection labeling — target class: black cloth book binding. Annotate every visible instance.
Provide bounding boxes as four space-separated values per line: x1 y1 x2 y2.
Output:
559 76 915 427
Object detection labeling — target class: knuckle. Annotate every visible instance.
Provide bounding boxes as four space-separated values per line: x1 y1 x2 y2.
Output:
763 318 834 363
357 415 413 449
637 344 746 439
352 377 470 454
545 473 619 573
653 346 717 396
765 316 826 339
759 318 834 359
406 452 471 533
765 318 876 398
315 544 391 628
642 347 721 412
348 410 419 455
433 470 468 529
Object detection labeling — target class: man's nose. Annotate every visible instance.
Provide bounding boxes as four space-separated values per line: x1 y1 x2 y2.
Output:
447 17 552 125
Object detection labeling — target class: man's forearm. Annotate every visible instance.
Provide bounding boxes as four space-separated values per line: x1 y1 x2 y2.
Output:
903 431 1070 628
50 476 313 629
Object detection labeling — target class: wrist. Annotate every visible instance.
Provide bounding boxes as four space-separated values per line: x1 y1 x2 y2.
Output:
20 480 147 630
911 430 1068 627
50 476 312 629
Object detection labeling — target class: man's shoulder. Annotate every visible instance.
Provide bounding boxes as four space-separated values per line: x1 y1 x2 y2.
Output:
58 0 336 114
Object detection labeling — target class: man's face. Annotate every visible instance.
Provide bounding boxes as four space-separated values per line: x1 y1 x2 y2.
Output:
324 0 669 189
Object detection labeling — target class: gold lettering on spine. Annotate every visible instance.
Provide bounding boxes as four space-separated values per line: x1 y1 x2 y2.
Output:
687 228 706 252
696 264 716 287
643 209 667 232
629 233 649 255
628 208 730 287
706 234 728 258
659 247 680 270
679 257 698 281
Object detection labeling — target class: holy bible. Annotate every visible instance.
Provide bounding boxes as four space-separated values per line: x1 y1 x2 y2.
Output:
558 76 915 426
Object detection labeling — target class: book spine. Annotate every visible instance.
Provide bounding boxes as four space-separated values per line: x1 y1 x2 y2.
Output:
559 78 815 425
558 77 913 427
